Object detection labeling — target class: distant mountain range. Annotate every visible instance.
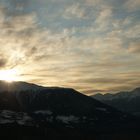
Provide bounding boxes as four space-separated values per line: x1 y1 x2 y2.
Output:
0 81 140 139
91 87 140 116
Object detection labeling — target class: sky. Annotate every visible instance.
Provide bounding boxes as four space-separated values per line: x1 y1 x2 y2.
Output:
0 0 140 95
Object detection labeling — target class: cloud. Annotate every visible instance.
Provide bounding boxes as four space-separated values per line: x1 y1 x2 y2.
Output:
85 0 109 8
80 78 140 94
76 78 136 84
124 24 140 38
96 8 112 23
0 57 7 68
0 0 139 95
89 6 113 32
118 72 140 78
0 4 43 68
63 3 86 19
10 0 29 6
124 0 140 11
128 42 140 53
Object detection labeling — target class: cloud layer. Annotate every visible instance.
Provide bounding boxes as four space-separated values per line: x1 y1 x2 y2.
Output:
0 0 140 94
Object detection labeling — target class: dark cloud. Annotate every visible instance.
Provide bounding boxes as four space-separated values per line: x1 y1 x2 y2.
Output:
7 0 30 16
10 0 29 6
23 46 38 57
0 58 7 68
0 2 28 21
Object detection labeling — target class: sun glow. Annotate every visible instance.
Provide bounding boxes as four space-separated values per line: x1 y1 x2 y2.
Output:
0 69 19 82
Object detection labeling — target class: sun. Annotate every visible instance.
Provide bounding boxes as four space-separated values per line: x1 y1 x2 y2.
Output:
0 69 19 82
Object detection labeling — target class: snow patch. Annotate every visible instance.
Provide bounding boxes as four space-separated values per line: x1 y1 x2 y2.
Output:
35 110 53 115
0 119 14 124
0 110 33 125
56 115 79 124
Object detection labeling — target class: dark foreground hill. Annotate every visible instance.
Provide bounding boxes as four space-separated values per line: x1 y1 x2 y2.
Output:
0 81 140 140
91 87 140 117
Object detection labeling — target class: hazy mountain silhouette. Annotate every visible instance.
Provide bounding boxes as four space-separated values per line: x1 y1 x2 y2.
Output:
91 87 140 116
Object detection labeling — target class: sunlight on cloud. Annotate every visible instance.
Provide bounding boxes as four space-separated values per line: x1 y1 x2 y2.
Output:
0 0 139 94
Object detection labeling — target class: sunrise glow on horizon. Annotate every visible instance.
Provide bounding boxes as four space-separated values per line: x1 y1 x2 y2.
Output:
0 69 20 82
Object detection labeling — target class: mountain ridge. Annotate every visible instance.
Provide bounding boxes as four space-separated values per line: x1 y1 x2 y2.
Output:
0 81 140 139
91 87 140 116
0 80 74 92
